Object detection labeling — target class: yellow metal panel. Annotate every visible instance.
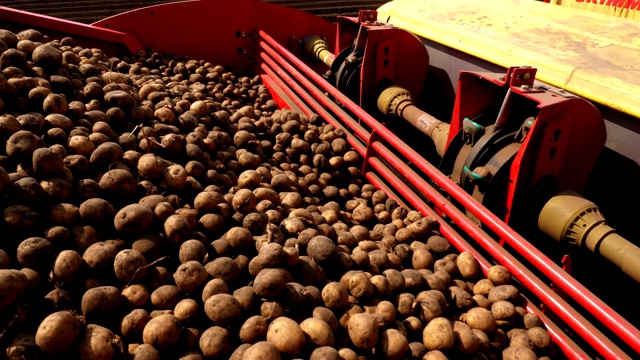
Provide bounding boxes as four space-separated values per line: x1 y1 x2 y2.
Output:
550 0 639 20
377 0 640 119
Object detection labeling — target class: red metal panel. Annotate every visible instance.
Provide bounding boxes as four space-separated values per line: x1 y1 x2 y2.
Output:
0 6 143 55
91 0 335 73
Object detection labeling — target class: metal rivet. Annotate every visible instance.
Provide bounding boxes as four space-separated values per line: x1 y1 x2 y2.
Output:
521 85 530 90
523 72 531 80
498 75 506 81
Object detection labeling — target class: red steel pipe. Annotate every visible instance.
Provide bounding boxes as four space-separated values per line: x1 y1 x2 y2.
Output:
260 55 367 156
259 65 314 116
365 157 588 358
257 29 640 356
258 43 372 144
369 143 624 358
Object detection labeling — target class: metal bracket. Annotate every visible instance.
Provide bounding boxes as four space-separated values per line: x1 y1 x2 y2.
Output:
358 10 378 24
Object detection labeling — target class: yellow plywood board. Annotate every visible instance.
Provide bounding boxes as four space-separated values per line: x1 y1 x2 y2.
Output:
377 0 640 118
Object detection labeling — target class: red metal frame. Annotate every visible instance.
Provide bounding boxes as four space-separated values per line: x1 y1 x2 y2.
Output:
91 0 334 74
332 14 429 112
257 30 639 358
447 69 606 223
0 6 143 55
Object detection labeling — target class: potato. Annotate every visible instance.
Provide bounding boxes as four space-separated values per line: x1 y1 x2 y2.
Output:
143 314 181 348
35 311 83 354
174 298 199 324
164 214 191 244
322 282 349 309
114 204 155 233
202 279 229 302
79 198 116 224
132 344 161 360
205 257 239 282
461 307 496 333
223 226 254 250
422 317 454 351
174 260 208 293
453 320 479 355
266 317 306 356
488 285 519 304
6 131 38 163
99 169 137 197
523 313 543 330
4 205 39 228
261 301 285 319
121 309 151 338
488 265 511 286
423 350 448 360
52 250 82 283
527 327 551 350
83 242 118 272
81 286 122 317
179 239 207 264
455 251 479 279
300 317 335 347
122 284 150 307
77 324 117 360
502 346 537 360
254 268 287 298
17 237 54 268
347 312 379 349
415 292 442 322
32 147 64 177
239 315 269 343
492 300 517 326
204 293 242 326
241 341 281 360
114 249 148 284
378 328 409 360
151 286 180 310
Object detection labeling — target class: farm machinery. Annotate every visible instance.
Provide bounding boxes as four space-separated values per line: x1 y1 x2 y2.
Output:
1 0 640 358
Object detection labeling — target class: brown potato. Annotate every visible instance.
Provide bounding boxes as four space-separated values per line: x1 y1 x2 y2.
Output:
488 265 511 286
266 317 306 356
143 314 181 348
52 250 82 283
173 260 208 293
461 307 496 333
150 285 181 310
347 312 379 349
204 294 242 326
300 317 335 347
77 324 117 360
502 345 537 360
121 309 151 339
240 341 280 360
174 298 199 324
114 249 148 284
35 311 82 354
378 328 409 360
122 285 149 308
422 317 454 351
81 286 122 318
239 315 269 344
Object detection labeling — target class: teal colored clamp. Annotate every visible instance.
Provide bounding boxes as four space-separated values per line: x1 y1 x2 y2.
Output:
463 117 484 135
463 166 486 181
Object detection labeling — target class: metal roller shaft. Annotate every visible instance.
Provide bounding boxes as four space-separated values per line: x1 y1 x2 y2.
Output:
377 85 450 157
539 191 640 283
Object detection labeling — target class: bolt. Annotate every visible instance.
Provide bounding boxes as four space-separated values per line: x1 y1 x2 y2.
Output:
298 39 303 45
559 89 566 93
498 75 506 81
521 85 530 90
369 13 375 18
523 72 531 80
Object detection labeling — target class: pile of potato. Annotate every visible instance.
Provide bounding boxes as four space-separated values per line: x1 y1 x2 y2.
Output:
0 28 555 360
